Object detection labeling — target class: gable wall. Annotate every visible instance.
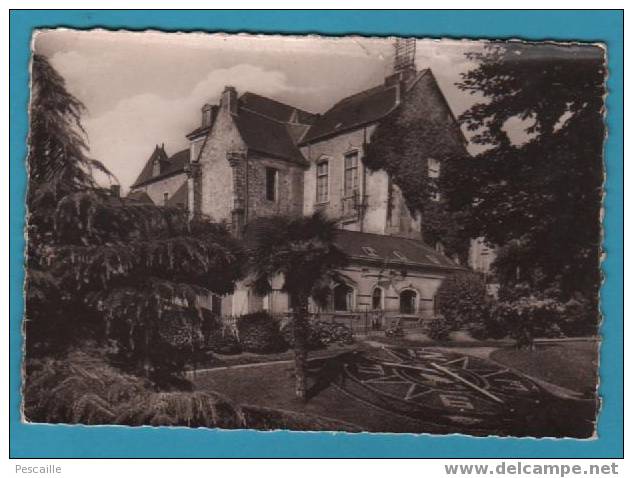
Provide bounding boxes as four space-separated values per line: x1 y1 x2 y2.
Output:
196 106 247 223
132 173 187 206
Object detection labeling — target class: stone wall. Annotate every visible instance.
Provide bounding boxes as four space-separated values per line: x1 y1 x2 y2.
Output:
196 101 247 223
244 155 304 219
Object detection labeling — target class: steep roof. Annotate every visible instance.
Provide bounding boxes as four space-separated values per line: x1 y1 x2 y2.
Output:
301 69 430 145
126 190 154 205
131 148 189 188
165 181 188 208
239 92 317 125
234 108 308 166
334 229 462 271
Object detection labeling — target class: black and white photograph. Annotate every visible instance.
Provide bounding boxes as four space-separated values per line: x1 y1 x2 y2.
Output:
23 30 605 438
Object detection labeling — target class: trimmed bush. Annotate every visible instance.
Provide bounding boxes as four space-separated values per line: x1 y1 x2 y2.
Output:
437 271 490 328
313 320 354 346
281 320 324 350
236 312 286 354
281 320 354 350
426 315 453 341
207 327 242 355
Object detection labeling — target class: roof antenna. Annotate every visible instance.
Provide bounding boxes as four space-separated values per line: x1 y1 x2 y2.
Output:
393 38 416 74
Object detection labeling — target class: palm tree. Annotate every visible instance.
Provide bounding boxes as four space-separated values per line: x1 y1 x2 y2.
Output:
245 212 349 400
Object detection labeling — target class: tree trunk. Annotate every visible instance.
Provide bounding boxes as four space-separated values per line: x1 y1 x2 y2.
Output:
292 293 309 401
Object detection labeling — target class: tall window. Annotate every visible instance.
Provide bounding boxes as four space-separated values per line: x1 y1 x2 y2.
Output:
333 283 353 311
343 151 359 197
316 160 329 203
265 167 278 201
372 287 383 310
400 289 417 315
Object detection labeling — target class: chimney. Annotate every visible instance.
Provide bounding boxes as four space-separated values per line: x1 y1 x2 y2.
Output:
221 86 238 115
110 184 121 198
201 103 213 127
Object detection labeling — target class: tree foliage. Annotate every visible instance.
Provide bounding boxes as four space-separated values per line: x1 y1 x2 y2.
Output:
436 271 490 329
454 42 605 311
24 55 245 378
364 93 471 259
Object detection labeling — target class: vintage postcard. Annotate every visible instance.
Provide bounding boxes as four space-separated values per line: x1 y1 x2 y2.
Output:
23 29 605 439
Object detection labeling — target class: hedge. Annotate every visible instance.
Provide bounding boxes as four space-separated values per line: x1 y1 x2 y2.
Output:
236 312 286 354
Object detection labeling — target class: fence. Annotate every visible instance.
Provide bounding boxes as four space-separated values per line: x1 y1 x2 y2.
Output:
219 308 432 337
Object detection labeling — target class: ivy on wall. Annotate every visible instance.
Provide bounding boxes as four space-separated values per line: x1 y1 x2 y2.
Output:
364 110 471 261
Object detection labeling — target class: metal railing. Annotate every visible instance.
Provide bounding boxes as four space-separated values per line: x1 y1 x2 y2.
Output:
218 308 433 336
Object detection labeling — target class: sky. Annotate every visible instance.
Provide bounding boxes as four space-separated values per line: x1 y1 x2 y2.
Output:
33 30 487 191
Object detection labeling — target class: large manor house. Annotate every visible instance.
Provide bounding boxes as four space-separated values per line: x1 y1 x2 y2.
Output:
128 41 495 322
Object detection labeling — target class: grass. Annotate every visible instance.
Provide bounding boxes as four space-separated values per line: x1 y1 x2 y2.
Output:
490 340 599 396
193 356 455 434
193 341 598 437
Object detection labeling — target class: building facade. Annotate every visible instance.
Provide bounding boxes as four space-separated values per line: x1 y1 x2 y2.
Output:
129 53 479 325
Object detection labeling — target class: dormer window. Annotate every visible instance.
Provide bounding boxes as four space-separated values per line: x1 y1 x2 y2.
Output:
361 246 378 257
201 104 214 128
153 159 161 177
393 250 408 261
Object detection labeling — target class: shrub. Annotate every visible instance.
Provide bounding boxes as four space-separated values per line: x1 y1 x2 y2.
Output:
491 288 567 348
24 350 360 431
436 271 490 330
559 294 599 337
236 312 286 354
24 350 152 424
281 320 324 350
207 327 242 355
281 320 354 350
313 320 354 346
426 315 453 341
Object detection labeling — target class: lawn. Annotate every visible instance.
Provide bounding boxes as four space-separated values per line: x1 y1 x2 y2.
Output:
490 340 600 397
192 340 599 436
193 356 460 434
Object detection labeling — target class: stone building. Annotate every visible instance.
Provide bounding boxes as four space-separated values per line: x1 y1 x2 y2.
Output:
129 42 480 325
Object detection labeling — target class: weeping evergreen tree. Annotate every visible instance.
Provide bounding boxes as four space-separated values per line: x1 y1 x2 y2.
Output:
25 55 245 377
244 212 348 400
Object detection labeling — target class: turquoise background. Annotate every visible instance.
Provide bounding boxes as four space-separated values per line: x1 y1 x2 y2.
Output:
9 10 623 458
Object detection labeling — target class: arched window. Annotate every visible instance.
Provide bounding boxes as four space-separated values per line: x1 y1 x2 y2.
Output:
372 287 383 310
333 283 354 311
400 289 417 315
